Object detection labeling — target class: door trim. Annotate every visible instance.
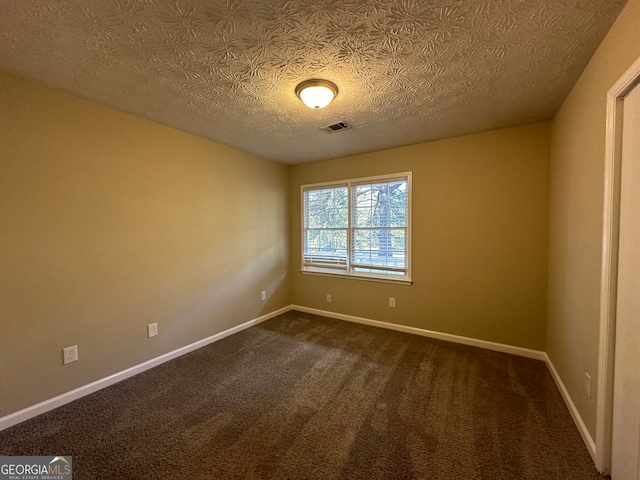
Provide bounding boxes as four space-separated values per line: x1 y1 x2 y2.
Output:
597 54 640 474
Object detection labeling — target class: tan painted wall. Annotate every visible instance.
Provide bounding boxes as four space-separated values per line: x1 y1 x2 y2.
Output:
290 122 550 351
547 0 640 438
0 71 290 418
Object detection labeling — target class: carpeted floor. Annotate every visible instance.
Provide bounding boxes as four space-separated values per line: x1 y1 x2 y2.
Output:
0 311 604 479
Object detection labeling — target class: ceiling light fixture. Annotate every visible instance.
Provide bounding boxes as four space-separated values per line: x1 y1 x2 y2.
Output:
295 79 338 109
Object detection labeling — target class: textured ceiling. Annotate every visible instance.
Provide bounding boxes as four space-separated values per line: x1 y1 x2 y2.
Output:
0 0 628 164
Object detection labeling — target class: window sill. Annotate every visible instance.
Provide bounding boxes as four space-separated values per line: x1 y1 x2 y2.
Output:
300 269 413 286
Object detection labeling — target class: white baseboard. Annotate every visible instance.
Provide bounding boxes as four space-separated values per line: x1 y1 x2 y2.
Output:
291 305 546 360
293 306 597 461
543 354 597 461
0 306 291 432
1 301 593 468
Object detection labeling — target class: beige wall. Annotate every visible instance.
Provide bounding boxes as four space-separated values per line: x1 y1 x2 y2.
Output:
290 122 550 351
547 0 640 438
9 0 638 427
0 71 290 418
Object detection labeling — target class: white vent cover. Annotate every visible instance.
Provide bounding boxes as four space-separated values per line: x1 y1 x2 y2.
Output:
320 121 352 133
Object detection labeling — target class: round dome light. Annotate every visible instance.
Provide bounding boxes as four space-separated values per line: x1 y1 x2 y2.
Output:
295 79 338 109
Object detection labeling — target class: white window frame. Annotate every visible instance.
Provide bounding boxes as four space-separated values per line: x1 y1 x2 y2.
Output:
301 172 412 285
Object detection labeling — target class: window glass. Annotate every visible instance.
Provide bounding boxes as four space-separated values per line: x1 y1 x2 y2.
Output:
302 173 411 283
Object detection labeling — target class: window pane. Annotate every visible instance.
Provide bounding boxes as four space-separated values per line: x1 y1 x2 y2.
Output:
353 180 407 229
351 178 408 274
302 173 410 281
354 205 374 227
352 229 373 265
305 229 347 258
352 228 406 269
304 187 348 229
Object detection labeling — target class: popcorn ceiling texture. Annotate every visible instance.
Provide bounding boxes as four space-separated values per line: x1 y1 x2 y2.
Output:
0 0 627 164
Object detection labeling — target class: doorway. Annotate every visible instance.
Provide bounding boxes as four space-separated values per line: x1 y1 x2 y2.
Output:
611 74 640 480
597 55 640 478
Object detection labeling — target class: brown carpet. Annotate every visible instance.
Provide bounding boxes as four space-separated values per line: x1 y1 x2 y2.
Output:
0 310 603 479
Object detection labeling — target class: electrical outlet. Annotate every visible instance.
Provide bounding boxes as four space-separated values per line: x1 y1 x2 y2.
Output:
63 345 78 365
585 372 592 399
389 297 396 308
148 323 158 338
261 291 266 301
326 293 332 303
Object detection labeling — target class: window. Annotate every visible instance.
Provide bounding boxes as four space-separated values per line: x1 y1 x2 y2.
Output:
302 172 411 284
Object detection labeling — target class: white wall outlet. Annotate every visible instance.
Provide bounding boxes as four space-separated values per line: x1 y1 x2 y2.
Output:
585 372 592 398
389 297 396 308
148 323 158 338
63 345 78 365
326 293 332 303
261 291 266 301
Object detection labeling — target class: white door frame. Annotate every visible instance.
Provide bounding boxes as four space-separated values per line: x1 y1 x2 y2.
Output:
597 54 640 475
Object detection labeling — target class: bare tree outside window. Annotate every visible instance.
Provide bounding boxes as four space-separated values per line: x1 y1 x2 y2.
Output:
352 180 407 273
302 173 411 282
303 186 348 267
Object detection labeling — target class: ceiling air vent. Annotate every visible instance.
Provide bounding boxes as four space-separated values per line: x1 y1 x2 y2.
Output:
320 121 352 134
